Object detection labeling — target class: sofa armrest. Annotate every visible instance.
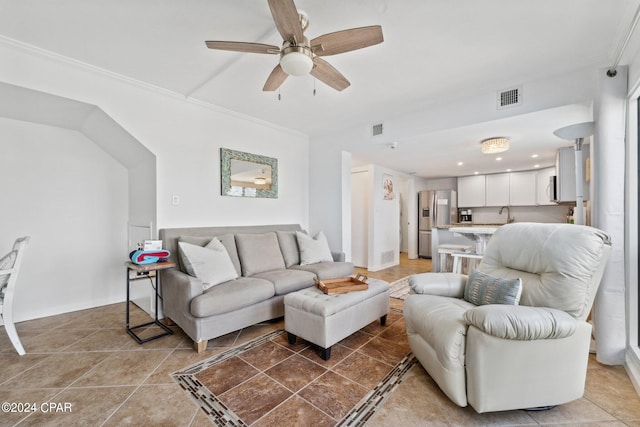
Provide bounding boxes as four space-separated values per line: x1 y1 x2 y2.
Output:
161 269 203 317
463 305 577 340
408 273 468 298
331 251 345 262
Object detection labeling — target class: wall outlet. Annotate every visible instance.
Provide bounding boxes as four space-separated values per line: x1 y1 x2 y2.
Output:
171 194 180 206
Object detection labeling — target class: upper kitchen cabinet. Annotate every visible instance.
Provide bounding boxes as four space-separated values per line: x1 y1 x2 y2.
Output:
485 173 510 206
536 167 556 205
509 171 537 206
458 175 486 207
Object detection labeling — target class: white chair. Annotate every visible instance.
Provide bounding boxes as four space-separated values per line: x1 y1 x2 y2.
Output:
0 237 30 355
436 244 472 272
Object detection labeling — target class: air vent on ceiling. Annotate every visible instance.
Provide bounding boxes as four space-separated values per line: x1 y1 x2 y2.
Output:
372 123 384 136
497 86 522 109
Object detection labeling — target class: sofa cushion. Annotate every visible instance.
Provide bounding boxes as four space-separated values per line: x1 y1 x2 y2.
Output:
464 270 522 306
178 234 241 276
178 240 238 290
296 231 333 265
235 232 286 276
189 277 275 317
277 230 302 268
291 261 355 280
253 269 316 295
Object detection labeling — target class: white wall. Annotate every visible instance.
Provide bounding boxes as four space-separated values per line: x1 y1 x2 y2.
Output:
349 165 400 271
0 118 128 321
0 38 309 321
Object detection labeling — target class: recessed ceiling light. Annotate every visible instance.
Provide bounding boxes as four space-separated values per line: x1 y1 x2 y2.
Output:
506 169 512 172
496 157 502 161
531 154 539 158
474 171 479 175
457 161 463 166
534 164 540 168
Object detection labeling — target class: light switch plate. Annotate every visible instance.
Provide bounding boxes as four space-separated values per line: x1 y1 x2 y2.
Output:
171 194 180 206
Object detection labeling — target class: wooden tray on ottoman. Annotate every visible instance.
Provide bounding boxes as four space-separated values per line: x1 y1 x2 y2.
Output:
315 274 368 294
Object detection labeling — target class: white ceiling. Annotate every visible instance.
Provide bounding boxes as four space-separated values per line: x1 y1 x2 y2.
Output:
1 0 639 178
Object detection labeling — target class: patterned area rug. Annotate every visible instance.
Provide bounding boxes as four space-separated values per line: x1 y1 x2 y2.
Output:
173 311 416 426
389 276 412 300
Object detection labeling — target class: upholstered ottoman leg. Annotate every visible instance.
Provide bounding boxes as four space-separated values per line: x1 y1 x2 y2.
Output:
287 332 297 345
381 314 387 326
321 347 332 361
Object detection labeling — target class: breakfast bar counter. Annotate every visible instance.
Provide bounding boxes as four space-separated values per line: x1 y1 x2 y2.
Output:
449 226 499 255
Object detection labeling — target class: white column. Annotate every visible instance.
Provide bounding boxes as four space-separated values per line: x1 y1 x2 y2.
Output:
592 66 628 365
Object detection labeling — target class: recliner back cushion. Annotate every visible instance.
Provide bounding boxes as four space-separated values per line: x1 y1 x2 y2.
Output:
235 232 286 276
479 223 611 319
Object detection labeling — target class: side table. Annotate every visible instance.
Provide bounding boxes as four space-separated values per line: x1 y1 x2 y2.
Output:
125 261 176 344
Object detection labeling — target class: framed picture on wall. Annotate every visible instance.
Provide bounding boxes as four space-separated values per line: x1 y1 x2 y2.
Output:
383 174 394 200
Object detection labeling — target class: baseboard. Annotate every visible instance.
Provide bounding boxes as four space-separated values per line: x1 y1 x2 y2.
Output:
625 346 640 395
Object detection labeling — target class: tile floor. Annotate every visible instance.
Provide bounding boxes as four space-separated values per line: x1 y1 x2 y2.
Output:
0 254 638 426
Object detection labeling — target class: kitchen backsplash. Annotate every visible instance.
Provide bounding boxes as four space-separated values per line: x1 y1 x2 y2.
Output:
465 205 574 224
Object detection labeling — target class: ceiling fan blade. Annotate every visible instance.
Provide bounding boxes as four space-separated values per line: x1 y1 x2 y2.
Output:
268 0 304 43
311 58 350 91
263 64 289 91
205 41 280 54
311 25 384 56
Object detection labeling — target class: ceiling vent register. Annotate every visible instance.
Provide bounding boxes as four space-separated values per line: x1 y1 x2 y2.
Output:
497 87 522 109
372 123 384 136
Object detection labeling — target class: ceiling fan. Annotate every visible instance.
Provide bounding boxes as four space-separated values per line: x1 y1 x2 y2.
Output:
205 0 384 92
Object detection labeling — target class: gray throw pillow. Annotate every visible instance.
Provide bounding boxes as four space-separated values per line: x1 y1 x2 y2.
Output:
296 231 333 265
464 270 522 306
178 239 238 290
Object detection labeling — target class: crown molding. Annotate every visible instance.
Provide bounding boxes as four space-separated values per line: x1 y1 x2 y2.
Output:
0 35 307 139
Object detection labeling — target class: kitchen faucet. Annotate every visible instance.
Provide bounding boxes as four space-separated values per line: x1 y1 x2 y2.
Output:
499 206 515 223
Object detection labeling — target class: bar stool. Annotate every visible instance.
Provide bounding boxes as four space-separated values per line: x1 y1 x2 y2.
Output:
437 244 473 272
451 251 484 274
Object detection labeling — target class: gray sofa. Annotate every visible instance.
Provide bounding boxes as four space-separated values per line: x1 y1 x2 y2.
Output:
158 224 354 352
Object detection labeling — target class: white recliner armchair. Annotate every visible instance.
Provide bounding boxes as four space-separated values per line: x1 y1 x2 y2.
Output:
404 222 611 413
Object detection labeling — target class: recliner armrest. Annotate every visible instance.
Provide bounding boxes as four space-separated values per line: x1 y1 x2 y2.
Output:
408 273 468 297
463 304 577 340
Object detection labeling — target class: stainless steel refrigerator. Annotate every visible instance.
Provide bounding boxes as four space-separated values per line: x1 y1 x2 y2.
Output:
418 190 458 258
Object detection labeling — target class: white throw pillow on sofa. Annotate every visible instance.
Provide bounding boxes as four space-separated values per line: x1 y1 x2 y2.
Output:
296 231 333 265
178 239 238 290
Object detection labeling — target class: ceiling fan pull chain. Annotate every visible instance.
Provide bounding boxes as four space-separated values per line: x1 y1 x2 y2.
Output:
313 78 316 96
278 89 281 101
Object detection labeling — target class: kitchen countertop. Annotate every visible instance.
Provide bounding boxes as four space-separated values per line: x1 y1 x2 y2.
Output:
437 223 506 229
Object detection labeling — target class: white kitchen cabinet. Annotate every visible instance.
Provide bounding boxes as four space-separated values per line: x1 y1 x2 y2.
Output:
536 167 556 205
509 171 537 206
485 173 509 206
457 175 486 207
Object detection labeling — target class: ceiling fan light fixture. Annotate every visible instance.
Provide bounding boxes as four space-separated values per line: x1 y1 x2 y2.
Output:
280 44 313 76
481 137 510 154
254 177 267 185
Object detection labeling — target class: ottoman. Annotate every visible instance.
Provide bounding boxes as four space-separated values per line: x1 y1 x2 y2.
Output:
284 278 390 360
